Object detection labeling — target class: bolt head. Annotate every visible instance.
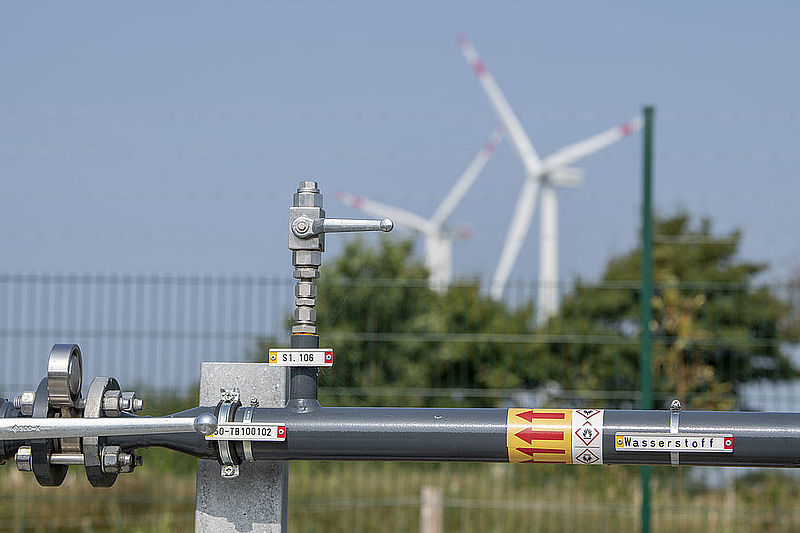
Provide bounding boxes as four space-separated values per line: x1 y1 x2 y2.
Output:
221 464 239 478
250 397 259 407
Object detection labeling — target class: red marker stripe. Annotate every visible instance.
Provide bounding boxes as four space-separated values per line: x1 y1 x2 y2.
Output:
530 431 563 440
531 413 565 420
515 410 567 423
518 447 566 456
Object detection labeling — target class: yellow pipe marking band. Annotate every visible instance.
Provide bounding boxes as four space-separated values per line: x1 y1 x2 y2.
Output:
506 408 605 465
506 409 571 464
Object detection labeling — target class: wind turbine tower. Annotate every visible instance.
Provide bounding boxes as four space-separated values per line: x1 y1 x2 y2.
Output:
338 127 505 292
458 35 642 322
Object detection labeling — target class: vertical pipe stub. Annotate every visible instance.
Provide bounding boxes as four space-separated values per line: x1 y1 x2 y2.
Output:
289 181 324 403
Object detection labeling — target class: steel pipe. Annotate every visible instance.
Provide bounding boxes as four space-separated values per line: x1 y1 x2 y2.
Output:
106 407 800 468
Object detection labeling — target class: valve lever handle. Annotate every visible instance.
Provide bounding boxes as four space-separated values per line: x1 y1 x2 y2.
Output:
314 217 393 235
0 414 217 440
292 216 393 239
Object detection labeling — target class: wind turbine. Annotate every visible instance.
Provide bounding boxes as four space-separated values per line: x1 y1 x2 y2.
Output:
337 126 505 292
457 34 641 321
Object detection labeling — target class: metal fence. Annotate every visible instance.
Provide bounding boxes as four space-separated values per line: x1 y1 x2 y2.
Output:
1 273 799 531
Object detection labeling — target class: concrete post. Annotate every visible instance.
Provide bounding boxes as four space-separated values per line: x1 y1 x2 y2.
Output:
420 486 443 533
195 362 290 532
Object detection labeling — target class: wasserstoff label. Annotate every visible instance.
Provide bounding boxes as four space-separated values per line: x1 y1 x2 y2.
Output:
614 433 733 452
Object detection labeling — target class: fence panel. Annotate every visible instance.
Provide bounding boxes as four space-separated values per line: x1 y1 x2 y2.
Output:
1 274 798 531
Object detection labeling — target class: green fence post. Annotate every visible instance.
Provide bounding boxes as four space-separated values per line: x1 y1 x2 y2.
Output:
639 105 655 533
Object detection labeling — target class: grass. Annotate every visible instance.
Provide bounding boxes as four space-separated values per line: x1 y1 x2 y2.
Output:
2 459 799 532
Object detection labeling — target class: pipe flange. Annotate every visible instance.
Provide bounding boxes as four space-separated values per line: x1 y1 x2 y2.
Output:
30 378 68 486
47 344 83 408
83 377 121 487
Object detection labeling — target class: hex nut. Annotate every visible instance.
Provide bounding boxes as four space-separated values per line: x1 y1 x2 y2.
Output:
295 282 317 298
118 452 139 473
102 390 122 417
293 190 323 208
15 446 32 472
18 391 35 416
294 307 317 323
120 392 142 413
295 298 316 307
292 324 317 335
101 446 122 474
293 268 320 280
292 251 322 267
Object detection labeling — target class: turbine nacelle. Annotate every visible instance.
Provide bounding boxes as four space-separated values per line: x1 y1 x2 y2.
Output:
542 167 585 189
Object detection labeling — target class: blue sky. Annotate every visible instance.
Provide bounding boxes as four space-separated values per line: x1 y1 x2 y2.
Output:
1 2 798 284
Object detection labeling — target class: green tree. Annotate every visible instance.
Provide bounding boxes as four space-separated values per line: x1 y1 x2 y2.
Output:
313 238 537 406
549 213 798 408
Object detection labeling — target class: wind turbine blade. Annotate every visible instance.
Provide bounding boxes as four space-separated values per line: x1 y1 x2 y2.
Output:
430 126 505 228
336 191 433 233
457 35 543 176
490 177 540 300
538 184 559 323
542 115 643 172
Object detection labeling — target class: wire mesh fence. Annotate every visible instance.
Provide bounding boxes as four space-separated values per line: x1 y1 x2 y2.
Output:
1 273 799 531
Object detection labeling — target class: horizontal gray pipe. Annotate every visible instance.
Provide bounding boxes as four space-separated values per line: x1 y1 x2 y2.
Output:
11 406 800 467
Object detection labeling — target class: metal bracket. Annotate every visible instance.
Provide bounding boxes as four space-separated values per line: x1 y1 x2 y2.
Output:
217 388 241 478
240 396 259 463
669 399 682 466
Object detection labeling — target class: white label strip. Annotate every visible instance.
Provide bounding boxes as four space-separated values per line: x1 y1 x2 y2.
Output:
268 348 333 367
571 409 604 464
615 433 733 452
205 423 286 442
